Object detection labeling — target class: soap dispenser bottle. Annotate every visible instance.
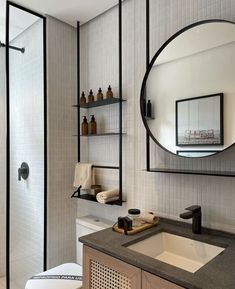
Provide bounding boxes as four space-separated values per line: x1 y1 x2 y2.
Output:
89 115 97 135
106 85 113 99
97 88 103 101
80 91 86 104
147 100 152 118
88 89 94 103
81 116 88 135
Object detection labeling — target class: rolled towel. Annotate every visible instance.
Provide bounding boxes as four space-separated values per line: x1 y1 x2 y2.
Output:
73 163 95 190
96 189 119 204
140 213 159 224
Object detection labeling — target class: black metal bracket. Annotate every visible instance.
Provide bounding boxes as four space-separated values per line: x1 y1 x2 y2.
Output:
0 41 25 53
71 186 81 198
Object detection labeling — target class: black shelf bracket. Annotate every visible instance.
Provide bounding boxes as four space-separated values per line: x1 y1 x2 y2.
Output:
71 187 81 198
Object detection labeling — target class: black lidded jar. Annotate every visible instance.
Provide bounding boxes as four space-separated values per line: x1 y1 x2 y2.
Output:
128 209 141 227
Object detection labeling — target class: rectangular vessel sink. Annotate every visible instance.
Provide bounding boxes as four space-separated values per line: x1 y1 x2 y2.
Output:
127 232 225 273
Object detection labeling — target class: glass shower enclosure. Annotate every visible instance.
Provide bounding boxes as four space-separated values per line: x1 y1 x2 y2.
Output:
0 2 47 289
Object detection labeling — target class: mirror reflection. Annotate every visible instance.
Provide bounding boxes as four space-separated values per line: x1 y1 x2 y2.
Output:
142 21 235 158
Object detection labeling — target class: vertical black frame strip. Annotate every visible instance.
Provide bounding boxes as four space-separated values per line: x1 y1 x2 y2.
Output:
119 0 123 204
146 0 150 171
77 21 81 198
77 21 80 162
6 1 47 285
5 2 10 289
43 14 47 272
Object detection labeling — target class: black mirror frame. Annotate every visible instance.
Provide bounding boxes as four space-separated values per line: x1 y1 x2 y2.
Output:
140 19 235 159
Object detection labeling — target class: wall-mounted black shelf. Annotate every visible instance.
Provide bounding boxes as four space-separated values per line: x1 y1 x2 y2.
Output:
77 132 126 137
148 168 235 177
75 193 122 205
93 165 119 169
75 0 123 206
145 116 155 120
73 97 126 109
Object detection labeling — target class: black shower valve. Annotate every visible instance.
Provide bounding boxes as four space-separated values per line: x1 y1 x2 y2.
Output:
18 162 29 181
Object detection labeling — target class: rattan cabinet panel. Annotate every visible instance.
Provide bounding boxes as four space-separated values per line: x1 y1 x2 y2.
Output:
83 246 141 289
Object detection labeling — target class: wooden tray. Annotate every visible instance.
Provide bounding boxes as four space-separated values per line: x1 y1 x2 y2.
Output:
113 222 158 235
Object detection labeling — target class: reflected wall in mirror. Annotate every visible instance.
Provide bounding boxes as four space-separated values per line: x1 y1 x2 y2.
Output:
141 20 235 158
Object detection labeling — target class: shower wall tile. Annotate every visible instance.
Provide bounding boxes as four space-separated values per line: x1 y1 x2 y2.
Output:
0 47 6 277
46 16 77 269
77 0 235 234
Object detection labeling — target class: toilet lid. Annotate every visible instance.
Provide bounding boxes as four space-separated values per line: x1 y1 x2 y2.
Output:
25 263 83 289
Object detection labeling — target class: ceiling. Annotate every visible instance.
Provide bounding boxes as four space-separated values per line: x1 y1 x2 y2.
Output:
13 0 119 26
0 0 120 42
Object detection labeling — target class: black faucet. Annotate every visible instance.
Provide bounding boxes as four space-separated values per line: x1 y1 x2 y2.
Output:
180 205 202 234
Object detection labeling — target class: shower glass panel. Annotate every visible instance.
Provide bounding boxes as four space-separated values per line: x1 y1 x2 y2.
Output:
0 0 6 288
8 4 45 289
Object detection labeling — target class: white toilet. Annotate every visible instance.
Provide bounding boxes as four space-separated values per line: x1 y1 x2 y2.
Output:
25 215 112 289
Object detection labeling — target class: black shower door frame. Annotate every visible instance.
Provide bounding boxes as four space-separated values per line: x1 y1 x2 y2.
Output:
5 2 47 289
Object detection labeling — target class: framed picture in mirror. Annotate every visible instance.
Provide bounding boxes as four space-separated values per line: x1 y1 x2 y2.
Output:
177 150 220 157
176 93 224 146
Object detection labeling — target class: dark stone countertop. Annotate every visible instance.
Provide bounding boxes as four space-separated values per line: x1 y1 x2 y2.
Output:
80 218 235 289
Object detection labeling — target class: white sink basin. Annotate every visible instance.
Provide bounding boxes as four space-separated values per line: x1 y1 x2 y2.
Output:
127 232 225 273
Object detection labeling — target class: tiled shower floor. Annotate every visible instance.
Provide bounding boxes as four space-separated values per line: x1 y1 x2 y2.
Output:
0 277 6 289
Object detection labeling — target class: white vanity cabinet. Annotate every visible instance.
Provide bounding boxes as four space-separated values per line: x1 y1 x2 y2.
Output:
83 246 185 289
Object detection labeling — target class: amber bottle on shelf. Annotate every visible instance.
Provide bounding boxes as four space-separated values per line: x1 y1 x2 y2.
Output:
81 116 88 135
88 89 94 103
80 91 86 104
106 85 113 99
96 88 103 101
89 115 97 135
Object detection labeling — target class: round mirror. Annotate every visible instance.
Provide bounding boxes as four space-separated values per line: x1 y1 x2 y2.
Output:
141 20 235 158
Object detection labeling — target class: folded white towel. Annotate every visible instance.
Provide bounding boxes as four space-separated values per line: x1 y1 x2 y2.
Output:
96 189 119 204
73 163 95 190
140 213 159 224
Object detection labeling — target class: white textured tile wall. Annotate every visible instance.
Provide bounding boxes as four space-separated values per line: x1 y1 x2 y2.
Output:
47 16 77 269
77 0 235 234
9 19 44 289
0 47 6 278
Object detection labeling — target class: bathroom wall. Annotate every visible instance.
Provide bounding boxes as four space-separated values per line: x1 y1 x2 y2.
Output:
77 0 235 234
46 16 77 269
0 47 6 277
